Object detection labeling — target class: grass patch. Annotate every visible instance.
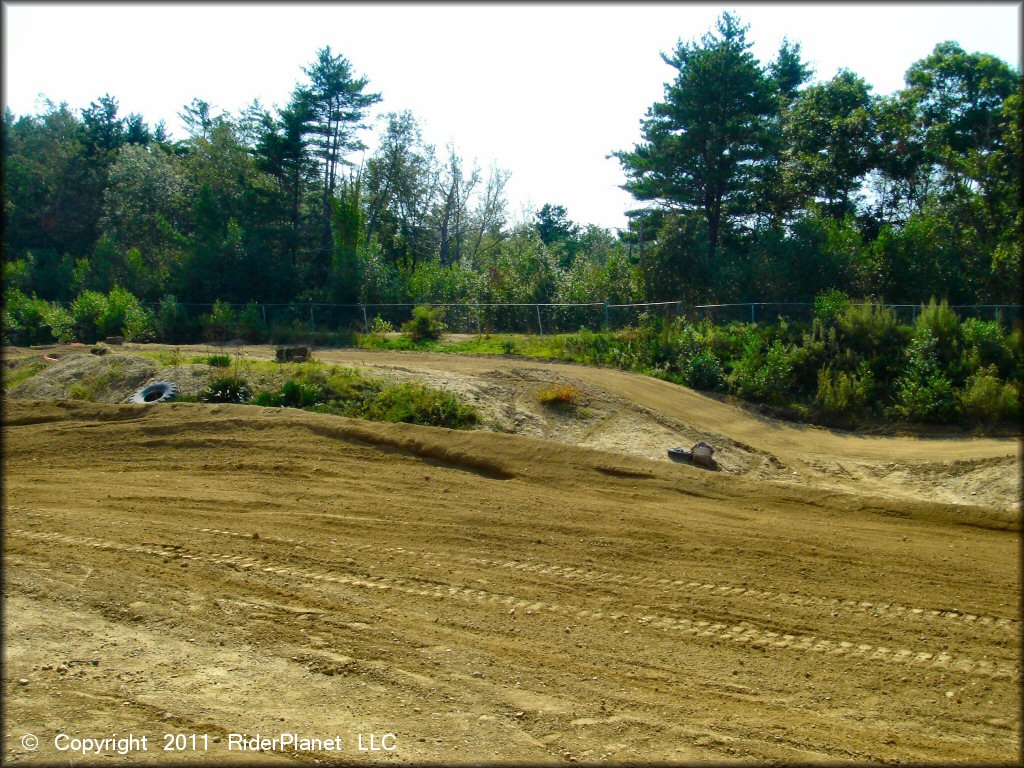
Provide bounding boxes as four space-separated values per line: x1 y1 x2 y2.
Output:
250 363 480 430
355 332 575 358
2 358 48 391
68 366 121 401
354 333 440 351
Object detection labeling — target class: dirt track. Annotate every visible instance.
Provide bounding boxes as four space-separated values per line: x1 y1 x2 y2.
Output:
3 345 1022 764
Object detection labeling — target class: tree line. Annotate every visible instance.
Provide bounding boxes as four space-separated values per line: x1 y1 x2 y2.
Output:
3 15 1021 329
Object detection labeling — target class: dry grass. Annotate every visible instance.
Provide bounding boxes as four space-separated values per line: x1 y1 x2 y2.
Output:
537 383 587 408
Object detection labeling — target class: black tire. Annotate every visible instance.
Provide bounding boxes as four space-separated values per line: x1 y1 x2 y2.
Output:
131 381 180 405
667 447 692 461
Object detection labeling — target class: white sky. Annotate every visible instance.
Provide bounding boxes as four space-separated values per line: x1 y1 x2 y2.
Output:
3 2 1020 232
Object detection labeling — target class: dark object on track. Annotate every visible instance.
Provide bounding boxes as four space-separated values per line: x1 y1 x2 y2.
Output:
691 440 716 468
668 441 718 469
667 447 692 461
130 381 180 404
276 346 310 363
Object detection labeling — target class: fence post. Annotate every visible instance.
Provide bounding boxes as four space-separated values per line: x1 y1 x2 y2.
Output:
361 304 369 333
309 300 315 331
536 304 544 335
261 303 266 325
750 303 755 324
475 304 481 336
604 301 609 330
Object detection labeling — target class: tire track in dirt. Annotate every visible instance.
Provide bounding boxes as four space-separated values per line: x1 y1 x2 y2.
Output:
10 503 1015 632
8 525 1018 682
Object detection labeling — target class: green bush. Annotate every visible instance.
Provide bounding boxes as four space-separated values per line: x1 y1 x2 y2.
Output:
728 336 793 404
71 290 109 343
45 304 75 343
401 305 445 343
815 361 874 422
207 354 231 368
501 337 518 355
836 301 903 351
813 288 851 325
960 366 1020 423
99 287 154 341
204 300 236 344
2 290 71 345
237 301 267 343
960 318 1015 379
915 298 960 352
156 295 194 344
199 376 251 403
893 329 960 423
369 316 394 335
253 378 325 408
358 381 479 429
683 348 725 391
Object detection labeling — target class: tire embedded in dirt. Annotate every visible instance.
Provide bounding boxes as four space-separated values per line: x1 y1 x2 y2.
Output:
130 381 180 405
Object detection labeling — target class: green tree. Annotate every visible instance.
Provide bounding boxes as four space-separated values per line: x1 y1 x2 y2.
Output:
615 12 776 270
784 70 874 218
299 46 382 283
362 111 439 271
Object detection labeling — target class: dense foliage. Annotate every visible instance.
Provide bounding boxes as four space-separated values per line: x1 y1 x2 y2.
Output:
3 19 1020 429
5 20 1020 317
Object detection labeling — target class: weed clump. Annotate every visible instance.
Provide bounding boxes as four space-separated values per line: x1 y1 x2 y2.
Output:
537 384 587 408
199 376 251 403
401 305 446 343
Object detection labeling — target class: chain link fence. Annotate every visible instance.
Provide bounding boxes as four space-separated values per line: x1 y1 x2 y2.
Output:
132 300 1021 338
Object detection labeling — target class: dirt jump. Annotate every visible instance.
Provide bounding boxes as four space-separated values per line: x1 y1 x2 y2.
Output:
3 343 1020 764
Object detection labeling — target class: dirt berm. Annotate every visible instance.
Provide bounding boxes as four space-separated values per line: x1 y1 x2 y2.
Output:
3 389 1020 763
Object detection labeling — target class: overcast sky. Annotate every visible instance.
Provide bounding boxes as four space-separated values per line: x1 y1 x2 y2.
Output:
3 2 1020 232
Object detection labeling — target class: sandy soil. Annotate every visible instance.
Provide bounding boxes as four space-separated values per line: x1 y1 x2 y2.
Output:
2 344 1021 764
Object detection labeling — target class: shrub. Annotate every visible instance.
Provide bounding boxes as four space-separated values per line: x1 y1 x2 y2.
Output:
204 300 236 344
199 376 251 404
960 366 1020 423
815 361 874 421
836 301 902 350
237 302 266 343
358 382 479 429
682 348 725 391
156 294 193 344
893 328 960 423
501 337 518 355
915 298 960 352
813 288 851 325
401 305 445 343
369 316 394 335
914 298 962 378
728 336 793 404
2 290 71 345
835 301 907 388
71 290 109 343
255 378 325 408
207 354 231 368
44 304 74 343
101 287 155 341
960 318 1014 379
537 384 587 407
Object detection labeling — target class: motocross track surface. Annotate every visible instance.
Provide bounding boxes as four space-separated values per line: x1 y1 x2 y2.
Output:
3 347 1022 764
